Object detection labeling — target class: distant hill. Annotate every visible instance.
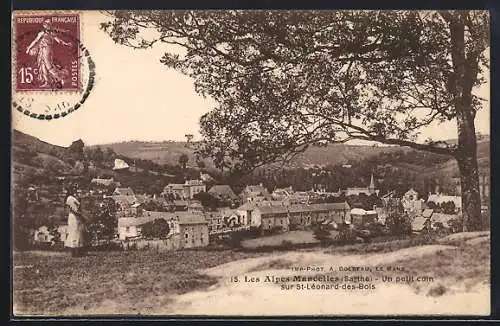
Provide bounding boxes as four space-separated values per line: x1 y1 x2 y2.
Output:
12 129 67 158
13 128 490 187
97 138 489 172
12 130 72 183
98 140 200 167
98 140 411 169
12 130 186 192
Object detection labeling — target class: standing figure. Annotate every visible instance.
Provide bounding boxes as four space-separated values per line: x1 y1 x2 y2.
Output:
25 18 72 88
65 184 87 257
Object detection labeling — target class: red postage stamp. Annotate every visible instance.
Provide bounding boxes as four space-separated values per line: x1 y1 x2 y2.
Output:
14 13 81 92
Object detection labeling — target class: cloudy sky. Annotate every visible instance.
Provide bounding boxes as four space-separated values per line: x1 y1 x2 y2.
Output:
12 11 490 147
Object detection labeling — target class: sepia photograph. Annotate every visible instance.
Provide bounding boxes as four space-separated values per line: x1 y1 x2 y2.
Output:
11 9 490 316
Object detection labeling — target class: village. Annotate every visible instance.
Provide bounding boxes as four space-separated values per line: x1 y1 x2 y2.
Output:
30 158 491 252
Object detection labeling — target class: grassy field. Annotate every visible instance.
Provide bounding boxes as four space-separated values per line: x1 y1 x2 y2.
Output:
381 237 490 295
281 232 490 297
13 249 262 315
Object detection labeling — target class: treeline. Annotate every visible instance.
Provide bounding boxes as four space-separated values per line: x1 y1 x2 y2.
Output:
215 148 455 198
365 149 451 168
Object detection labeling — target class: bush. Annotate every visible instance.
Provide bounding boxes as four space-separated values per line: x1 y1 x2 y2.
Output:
335 225 357 244
312 224 332 244
446 211 490 232
427 284 447 297
141 218 170 239
228 230 246 248
364 222 386 238
432 222 453 237
386 213 412 236
91 241 123 251
262 225 284 236
447 217 463 233
441 201 456 214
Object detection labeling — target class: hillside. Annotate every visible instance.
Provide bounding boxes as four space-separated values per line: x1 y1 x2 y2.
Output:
99 140 410 168
98 138 490 173
12 129 490 192
11 130 183 194
12 130 73 185
12 129 67 157
98 140 199 168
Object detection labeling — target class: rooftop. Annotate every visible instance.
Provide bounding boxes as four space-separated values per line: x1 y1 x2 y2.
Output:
257 202 350 215
156 211 208 224
119 211 208 227
243 184 270 195
422 208 434 218
114 187 135 196
186 179 205 186
91 178 114 186
111 195 138 205
208 185 237 198
118 215 166 228
165 184 185 191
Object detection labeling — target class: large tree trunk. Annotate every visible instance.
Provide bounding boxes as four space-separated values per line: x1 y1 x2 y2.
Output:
455 82 482 232
449 12 483 232
455 123 482 232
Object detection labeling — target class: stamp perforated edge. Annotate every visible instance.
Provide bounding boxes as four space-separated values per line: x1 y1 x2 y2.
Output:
11 10 96 121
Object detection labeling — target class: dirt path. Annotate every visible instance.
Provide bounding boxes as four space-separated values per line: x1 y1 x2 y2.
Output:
155 242 489 316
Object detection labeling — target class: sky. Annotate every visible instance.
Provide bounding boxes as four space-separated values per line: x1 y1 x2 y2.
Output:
12 11 490 148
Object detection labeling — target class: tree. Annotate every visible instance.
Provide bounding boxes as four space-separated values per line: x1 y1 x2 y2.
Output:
312 223 332 245
427 201 438 210
385 199 412 235
193 191 220 211
441 201 457 214
68 139 85 162
102 10 489 231
178 153 189 170
88 197 118 244
141 218 170 239
102 147 117 167
88 146 104 166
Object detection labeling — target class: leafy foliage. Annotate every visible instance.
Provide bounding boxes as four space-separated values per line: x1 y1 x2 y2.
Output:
335 224 358 244
312 224 332 244
141 218 170 239
68 139 85 163
101 10 488 170
385 199 412 235
193 191 221 211
87 197 118 243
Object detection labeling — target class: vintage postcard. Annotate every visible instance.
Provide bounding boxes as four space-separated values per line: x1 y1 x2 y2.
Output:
11 10 491 316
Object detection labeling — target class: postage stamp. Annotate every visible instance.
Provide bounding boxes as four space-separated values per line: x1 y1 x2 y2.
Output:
14 14 81 92
12 11 95 120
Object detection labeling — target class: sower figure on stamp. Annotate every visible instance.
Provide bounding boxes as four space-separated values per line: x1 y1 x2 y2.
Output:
25 18 72 88
65 183 87 257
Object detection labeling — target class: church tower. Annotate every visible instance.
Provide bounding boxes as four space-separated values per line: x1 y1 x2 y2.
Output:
368 173 376 195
